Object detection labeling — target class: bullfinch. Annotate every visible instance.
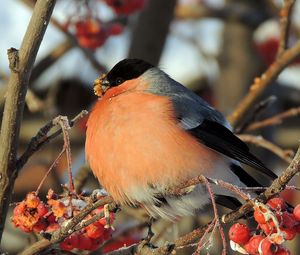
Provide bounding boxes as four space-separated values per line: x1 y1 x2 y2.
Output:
85 59 276 220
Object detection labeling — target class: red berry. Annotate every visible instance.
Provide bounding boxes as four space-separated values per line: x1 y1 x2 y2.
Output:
281 212 297 229
46 223 60 232
90 238 104 251
98 212 115 226
60 237 74 251
228 223 250 245
254 208 267 224
108 23 124 35
77 234 93 250
294 223 300 233
260 238 277 255
86 222 105 239
244 235 264 254
32 218 48 233
280 227 296 240
103 228 113 240
267 198 286 211
293 204 300 221
259 222 277 235
13 202 26 216
46 214 56 224
37 203 48 217
69 233 80 248
274 247 291 255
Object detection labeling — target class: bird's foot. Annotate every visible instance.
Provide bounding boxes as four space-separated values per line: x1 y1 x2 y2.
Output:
103 204 114 229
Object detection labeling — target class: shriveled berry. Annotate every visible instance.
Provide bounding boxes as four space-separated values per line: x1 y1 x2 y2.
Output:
244 235 264 254
25 192 40 208
228 223 250 245
267 198 286 211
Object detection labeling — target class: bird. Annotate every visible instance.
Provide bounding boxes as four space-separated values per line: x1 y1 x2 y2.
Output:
85 58 277 220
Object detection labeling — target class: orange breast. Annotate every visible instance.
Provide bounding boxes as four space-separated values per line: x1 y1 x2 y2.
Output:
85 88 220 204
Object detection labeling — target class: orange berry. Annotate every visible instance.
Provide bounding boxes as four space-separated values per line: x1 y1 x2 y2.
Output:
25 192 40 209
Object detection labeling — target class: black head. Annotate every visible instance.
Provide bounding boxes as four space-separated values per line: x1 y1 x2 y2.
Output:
106 59 154 87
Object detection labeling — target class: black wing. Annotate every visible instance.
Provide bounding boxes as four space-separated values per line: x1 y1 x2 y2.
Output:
188 119 277 179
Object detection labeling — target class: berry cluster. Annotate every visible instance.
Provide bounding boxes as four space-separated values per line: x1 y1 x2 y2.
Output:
71 18 123 50
104 0 146 15
229 197 300 255
63 0 145 50
12 190 115 252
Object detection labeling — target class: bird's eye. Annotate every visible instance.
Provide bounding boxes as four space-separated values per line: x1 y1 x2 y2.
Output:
115 77 124 85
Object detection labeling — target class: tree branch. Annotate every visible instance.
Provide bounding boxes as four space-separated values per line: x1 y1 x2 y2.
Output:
277 0 295 57
0 0 56 242
245 106 300 132
228 39 300 127
238 134 294 164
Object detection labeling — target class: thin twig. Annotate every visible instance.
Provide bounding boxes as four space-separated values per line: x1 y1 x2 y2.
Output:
202 177 227 255
277 0 295 57
235 96 277 134
74 165 91 193
194 219 216 254
245 107 300 132
238 134 294 164
54 116 74 192
16 110 88 172
36 148 66 195
228 40 300 128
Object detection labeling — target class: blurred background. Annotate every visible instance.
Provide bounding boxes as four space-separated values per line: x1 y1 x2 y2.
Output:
0 0 300 254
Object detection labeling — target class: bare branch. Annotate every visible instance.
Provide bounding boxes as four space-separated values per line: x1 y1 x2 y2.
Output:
245 107 300 132
0 0 56 242
238 134 294 164
277 0 295 57
16 110 88 172
228 40 300 127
